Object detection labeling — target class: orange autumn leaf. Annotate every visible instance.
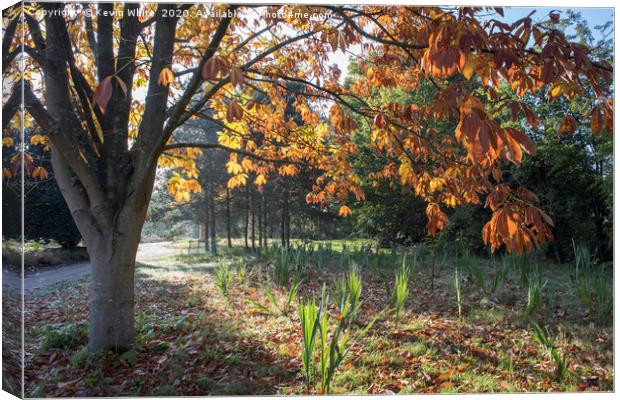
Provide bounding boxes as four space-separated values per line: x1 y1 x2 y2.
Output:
230 66 244 87
158 67 175 87
338 205 352 217
226 101 243 123
591 106 603 134
32 166 49 180
558 115 577 135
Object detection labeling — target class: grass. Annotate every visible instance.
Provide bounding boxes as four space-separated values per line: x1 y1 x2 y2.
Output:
19 241 613 396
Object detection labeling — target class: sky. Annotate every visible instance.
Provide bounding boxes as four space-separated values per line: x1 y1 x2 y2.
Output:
503 7 613 31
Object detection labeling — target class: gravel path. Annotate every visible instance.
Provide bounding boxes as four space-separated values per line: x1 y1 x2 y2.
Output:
2 241 180 292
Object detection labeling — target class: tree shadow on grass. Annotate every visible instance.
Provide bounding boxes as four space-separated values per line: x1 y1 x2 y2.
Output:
2 286 23 397
24 266 299 397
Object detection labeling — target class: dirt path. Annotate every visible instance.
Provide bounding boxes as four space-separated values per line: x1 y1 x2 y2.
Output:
2 241 180 292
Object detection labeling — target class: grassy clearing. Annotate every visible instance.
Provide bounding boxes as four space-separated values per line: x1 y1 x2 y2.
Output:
22 243 613 396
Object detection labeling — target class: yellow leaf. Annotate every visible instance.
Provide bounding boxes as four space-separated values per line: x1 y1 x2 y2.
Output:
2 137 14 147
226 160 243 175
30 135 47 145
227 174 247 189
255 174 267 186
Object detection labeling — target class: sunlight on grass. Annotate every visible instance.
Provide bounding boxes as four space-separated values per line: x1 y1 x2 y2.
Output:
22 242 614 396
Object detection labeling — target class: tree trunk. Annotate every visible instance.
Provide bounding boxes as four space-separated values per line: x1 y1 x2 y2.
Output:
244 184 249 250
251 187 256 252
209 177 217 256
281 190 286 247
87 233 137 352
285 188 291 248
51 148 154 352
262 193 267 247
226 187 232 248
258 191 262 247
204 181 210 253
35 5 181 354
199 223 207 241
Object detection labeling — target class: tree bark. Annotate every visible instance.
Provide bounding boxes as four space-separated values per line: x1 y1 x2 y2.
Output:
226 187 232 248
204 184 210 253
286 194 291 248
262 193 267 246
209 173 217 256
281 189 286 247
251 186 256 252
258 190 262 247
52 146 151 352
283 187 290 248
244 184 249 250
87 230 138 352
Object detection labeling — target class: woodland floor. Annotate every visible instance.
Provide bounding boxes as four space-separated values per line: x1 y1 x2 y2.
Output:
8 240 614 396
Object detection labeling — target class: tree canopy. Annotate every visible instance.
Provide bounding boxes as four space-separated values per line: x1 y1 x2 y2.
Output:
3 5 612 256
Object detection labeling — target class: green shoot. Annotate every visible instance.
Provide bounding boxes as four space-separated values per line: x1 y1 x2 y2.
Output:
530 320 570 381
273 248 292 287
393 263 410 325
454 268 462 319
299 299 319 393
215 261 233 296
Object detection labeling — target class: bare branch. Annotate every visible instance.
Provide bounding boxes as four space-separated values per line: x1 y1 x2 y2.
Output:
162 6 236 136
167 27 324 130
163 142 305 165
